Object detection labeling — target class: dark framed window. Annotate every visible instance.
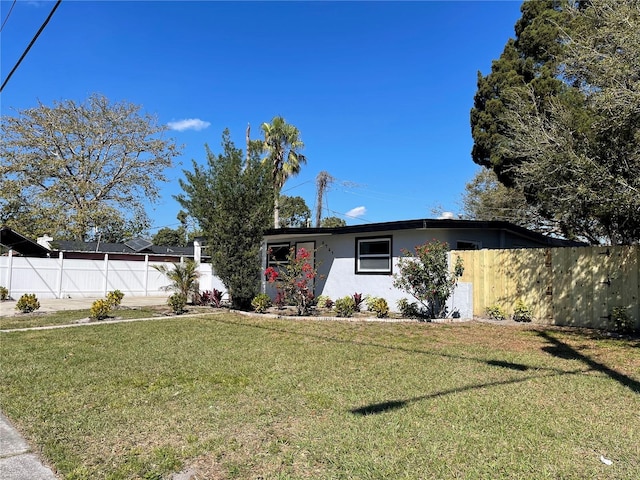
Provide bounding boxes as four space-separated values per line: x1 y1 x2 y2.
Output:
356 237 392 274
267 243 290 267
456 240 481 251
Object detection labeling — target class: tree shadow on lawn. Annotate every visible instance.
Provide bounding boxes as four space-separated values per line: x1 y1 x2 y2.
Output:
213 317 597 415
537 330 640 394
350 368 584 416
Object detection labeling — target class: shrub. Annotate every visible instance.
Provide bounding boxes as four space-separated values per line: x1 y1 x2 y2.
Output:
397 298 421 318
0 286 8 301
153 260 200 303
251 293 272 313
195 289 224 307
106 290 124 307
167 293 187 315
264 247 318 315
334 296 356 318
316 295 334 309
512 300 533 322
16 293 40 313
90 299 112 320
486 304 506 321
393 240 464 318
367 296 389 318
352 293 364 312
611 306 634 334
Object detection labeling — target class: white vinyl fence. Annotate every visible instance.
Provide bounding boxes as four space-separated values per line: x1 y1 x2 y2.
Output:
0 251 224 300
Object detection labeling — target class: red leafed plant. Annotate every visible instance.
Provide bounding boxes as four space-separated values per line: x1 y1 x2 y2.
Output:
265 247 318 315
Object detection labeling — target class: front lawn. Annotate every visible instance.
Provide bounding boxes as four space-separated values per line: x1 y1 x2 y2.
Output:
1 314 639 479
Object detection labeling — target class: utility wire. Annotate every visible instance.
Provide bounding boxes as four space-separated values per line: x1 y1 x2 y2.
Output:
0 0 62 93
0 0 17 33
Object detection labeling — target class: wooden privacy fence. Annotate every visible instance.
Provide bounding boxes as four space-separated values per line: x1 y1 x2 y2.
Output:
452 246 639 330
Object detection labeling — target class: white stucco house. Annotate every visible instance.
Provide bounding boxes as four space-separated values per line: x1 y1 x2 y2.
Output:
261 218 582 316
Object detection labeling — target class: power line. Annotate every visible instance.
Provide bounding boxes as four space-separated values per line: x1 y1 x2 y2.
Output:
0 0 17 33
0 0 62 93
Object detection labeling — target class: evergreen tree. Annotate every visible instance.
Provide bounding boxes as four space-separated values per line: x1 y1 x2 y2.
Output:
470 1 639 244
176 130 273 309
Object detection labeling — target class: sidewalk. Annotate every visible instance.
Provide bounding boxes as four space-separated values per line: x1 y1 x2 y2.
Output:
0 413 57 480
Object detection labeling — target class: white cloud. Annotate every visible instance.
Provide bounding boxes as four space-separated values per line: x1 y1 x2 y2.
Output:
345 206 366 218
167 118 211 132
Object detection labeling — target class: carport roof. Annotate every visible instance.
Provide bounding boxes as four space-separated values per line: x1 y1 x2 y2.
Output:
0 227 51 257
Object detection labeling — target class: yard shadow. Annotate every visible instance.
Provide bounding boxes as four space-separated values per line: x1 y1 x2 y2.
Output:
485 360 529 371
350 369 583 416
537 331 640 394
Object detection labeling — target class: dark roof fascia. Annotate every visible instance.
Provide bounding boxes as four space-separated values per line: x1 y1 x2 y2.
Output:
0 226 51 257
52 240 200 257
264 218 585 248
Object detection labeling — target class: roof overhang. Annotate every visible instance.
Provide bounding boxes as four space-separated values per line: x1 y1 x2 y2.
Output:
0 227 51 257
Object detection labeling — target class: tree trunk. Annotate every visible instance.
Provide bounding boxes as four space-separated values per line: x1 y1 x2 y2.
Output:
274 192 280 228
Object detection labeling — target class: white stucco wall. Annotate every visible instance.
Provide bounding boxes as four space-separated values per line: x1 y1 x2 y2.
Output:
263 228 477 316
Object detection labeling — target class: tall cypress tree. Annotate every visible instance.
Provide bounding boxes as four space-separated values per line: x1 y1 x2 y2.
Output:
176 130 274 308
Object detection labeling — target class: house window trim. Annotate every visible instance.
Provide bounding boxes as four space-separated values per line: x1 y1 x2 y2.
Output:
355 236 392 275
267 242 290 267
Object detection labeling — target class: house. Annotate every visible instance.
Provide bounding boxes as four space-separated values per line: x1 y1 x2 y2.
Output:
0 226 204 262
261 218 584 315
0 226 216 300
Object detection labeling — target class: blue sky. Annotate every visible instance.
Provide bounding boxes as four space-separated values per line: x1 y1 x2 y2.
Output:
1 0 523 234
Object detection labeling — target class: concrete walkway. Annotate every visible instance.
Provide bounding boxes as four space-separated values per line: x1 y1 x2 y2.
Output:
0 413 57 480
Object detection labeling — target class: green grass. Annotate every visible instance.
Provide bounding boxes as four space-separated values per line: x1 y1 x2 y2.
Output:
0 306 203 330
1 314 639 479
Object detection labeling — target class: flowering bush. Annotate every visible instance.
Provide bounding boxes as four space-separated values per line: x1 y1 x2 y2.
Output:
393 240 464 319
265 247 318 315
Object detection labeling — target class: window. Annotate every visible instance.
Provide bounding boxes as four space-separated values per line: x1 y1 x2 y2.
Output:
456 240 481 251
356 237 391 274
267 243 290 267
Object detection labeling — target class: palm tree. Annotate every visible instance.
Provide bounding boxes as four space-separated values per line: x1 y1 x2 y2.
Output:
153 260 200 302
261 116 306 227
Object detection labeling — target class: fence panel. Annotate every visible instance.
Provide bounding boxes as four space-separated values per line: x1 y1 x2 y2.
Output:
0 254 222 300
453 245 639 329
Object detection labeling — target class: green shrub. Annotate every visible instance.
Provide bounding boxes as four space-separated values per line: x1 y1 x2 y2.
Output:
485 304 506 321
397 298 421 318
512 300 533 322
367 296 389 318
106 289 124 307
334 296 356 318
90 299 112 320
316 295 334 309
0 286 8 301
612 306 634 333
15 293 40 313
167 293 187 315
251 293 272 313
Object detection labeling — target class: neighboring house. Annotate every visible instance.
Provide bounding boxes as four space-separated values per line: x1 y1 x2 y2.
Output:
0 226 204 262
0 226 215 299
262 218 584 315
